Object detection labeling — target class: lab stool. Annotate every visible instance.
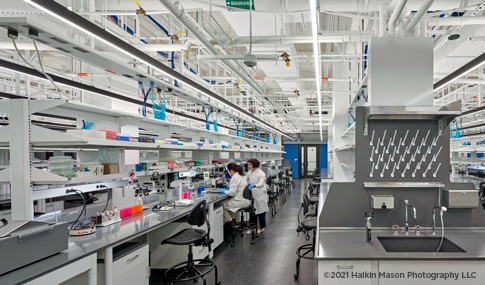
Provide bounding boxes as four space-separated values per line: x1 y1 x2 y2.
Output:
294 194 317 280
229 185 258 247
161 200 220 285
266 175 278 216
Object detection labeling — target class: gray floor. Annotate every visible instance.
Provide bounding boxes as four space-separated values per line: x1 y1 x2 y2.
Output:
150 179 318 285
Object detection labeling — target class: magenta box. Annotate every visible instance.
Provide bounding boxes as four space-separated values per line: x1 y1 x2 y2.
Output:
182 192 190 199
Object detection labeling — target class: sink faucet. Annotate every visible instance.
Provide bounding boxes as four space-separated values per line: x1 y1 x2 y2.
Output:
404 200 416 235
432 206 448 235
363 212 375 244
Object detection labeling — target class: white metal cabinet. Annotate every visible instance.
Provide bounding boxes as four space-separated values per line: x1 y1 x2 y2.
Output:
211 206 224 249
379 261 485 285
318 260 373 285
113 260 149 285
112 244 149 280
97 244 149 285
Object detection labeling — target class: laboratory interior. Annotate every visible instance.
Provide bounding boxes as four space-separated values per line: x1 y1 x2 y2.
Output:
3 0 485 285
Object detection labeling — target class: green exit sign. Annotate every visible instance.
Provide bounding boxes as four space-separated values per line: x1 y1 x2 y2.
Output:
224 118 232 120
226 0 255 10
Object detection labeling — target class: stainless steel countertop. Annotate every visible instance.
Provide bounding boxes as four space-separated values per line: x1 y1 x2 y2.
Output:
0 193 228 285
316 228 485 260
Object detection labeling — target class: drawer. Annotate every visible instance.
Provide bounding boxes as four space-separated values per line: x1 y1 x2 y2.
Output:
113 244 149 280
214 206 223 218
113 259 150 285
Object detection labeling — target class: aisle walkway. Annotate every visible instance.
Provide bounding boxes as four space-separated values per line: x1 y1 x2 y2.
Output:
210 179 318 285
150 179 319 285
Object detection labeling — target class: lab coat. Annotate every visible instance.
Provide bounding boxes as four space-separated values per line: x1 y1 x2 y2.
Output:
222 173 251 213
246 168 269 215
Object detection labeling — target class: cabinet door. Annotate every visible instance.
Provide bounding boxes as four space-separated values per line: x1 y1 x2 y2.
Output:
379 261 485 285
113 261 149 285
318 260 373 285
212 207 224 249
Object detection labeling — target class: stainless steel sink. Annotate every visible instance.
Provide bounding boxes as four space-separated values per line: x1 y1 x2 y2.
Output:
377 236 466 253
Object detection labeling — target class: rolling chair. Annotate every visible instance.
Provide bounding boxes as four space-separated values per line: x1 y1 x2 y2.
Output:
294 194 317 279
275 171 287 203
285 167 295 195
229 185 258 247
161 200 220 285
266 174 278 216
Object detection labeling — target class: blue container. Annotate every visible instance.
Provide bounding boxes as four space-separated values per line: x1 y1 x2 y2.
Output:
135 164 142 171
197 187 205 194
117 135 130 141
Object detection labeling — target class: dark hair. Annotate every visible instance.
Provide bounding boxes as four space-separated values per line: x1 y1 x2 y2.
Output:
227 163 244 176
247 158 260 169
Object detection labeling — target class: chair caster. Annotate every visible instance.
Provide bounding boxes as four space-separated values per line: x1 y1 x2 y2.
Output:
231 243 235 247
294 274 298 279
251 240 255 244
216 282 221 285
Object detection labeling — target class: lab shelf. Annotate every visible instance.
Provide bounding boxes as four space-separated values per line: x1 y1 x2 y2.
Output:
346 74 368 114
363 182 445 188
39 100 283 148
335 144 355 151
32 180 128 200
341 122 356 138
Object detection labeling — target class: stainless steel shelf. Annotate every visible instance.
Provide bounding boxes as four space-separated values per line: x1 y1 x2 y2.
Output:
363 182 445 188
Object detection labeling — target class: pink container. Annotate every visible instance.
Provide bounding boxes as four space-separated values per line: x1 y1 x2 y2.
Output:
119 207 132 219
182 192 191 199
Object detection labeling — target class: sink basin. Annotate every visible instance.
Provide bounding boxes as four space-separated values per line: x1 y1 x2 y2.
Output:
377 236 466 253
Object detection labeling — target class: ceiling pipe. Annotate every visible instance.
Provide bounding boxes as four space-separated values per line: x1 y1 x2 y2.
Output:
379 3 389 37
427 16 485 26
209 33 375 45
405 0 434 36
157 0 298 131
388 0 408 37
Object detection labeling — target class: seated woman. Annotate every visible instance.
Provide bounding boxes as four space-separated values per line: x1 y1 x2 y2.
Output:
219 163 250 228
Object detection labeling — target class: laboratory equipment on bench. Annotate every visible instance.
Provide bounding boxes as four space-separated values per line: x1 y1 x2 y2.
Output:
0 220 68 275
170 180 194 207
66 189 96 236
91 207 122 227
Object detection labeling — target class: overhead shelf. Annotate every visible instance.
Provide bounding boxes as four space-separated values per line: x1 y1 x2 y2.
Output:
341 122 356 138
335 144 355 152
37 100 282 148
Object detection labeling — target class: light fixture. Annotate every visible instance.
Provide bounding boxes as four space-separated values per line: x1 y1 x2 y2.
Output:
23 0 294 140
309 0 323 141
433 51 485 92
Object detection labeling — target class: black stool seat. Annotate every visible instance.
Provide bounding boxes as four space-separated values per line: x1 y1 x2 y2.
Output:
309 196 319 204
162 229 208 245
310 181 320 186
273 181 282 185
302 217 317 230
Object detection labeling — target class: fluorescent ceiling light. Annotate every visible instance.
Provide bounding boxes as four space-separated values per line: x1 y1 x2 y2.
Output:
309 0 323 141
433 59 485 92
24 0 294 140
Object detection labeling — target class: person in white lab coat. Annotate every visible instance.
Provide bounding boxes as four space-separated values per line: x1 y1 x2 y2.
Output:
219 163 250 229
246 158 269 234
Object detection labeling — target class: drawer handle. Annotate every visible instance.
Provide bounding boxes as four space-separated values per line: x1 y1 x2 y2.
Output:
127 254 139 262
337 265 353 270
147 266 151 278
215 210 221 214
